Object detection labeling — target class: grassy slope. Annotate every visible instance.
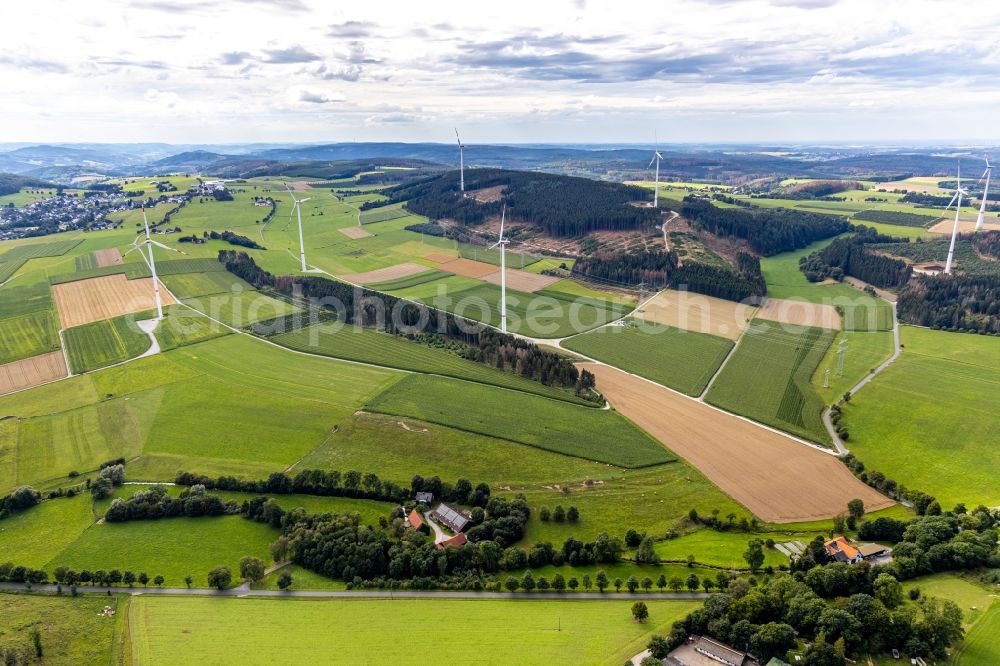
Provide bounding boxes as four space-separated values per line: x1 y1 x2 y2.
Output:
562 323 733 396
843 326 1000 507
272 323 590 404
0 494 95 566
180 291 297 327
367 374 672 468
811 329 895 403
706 320 836 442
63 314 152 373
0 593 121 664
128 596 699 665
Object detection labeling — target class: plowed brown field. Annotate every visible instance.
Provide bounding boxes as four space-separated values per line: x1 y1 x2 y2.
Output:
636 289 756 341
93 248 124 267
756 298 841 330
52 274 177 328
583 363 893 522
435 258 498 279
339 226 372 239
0 351 67 395
481 269 558 293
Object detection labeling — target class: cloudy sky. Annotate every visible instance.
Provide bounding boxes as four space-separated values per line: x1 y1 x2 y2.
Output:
3 0 1000 144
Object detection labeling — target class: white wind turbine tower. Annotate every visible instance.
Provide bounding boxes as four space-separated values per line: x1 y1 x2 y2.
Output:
490 205 510 333
649 137 663 208
285 184 311 272
455 129 465 193
125 207 178 321
974 155 993 232
944 163 969 275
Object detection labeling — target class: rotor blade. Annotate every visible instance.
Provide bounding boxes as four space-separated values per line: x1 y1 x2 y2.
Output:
499 205 505 240
150 240 178 252
489 241 500 250
299 198 311 203
284 184 298 203
978 169 989 185
944 191 960 210
655 151 663 160
123 245 140 256
455 128 462 147
648 156 656 168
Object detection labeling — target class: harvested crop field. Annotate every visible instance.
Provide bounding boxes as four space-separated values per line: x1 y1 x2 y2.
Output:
928 218 1000 234
340 263 429 285
756 298 841 330
635 289 756 341
0 351 67 395
434 257 498 279
52 274 177 328
424 252 456 263
339 226 372 239
93 248 123 267
581 363 893 522
481 268 558 293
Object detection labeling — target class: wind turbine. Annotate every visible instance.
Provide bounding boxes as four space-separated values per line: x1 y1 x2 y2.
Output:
490 205 509 333
285 184 311 272
648 136 663 208
944 163 969 275
125 207 178 321
455 128 465 193
975 156 993 232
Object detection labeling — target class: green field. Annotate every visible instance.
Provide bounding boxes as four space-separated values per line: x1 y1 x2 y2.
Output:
0 238 83 283
562 323 733 396
161 270 254 299
0 279 54 319
366 374 672 468
127 596 699 665
843 326 1000 508
152 306 232 351
653 528 817 569
358 204 409 224
951 601 1000 665
0 494 95 566
1 334 399 491
0 593 122 664
0 309 60 363
46 516 277 588
273 323 588 403
367 268 454 291
63 314 152 373
181 291 298 327
811 329 895 403
706 320 836 442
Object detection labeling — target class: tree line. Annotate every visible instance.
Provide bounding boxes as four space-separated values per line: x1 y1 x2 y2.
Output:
897 273 1000 334
104 485 231 522
681 196 851 256
382 168 660 236
571 249 766 302
178 229 265 249
219 250 595 395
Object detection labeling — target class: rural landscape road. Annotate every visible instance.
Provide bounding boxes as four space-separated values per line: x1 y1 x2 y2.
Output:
0 582 709 601
822 300 902 454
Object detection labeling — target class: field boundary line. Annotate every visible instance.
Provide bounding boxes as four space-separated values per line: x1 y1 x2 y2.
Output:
697 308 756 400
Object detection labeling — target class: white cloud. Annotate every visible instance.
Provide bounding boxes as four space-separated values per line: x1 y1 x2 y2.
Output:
0 0 999 142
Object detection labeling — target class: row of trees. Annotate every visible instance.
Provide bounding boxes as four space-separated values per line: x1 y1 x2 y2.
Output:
104 485 232 522
178 229 265 249
219 251 593 395
841 452 940 516
681 196 851 256
176 469 491 508
571 249 766 302
0 486 41 519
384 168 660 236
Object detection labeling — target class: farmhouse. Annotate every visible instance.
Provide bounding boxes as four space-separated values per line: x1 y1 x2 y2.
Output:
857 542 892 562
664 635 758 666
415 491 434 505
824 536 863 564
431 503 470 532
436 533 468 550
407 509 423 530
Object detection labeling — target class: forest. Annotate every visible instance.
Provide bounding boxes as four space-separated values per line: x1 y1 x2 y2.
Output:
681 196 851 255
383 168 660 236
219 251 593 392
571 249 766 302
799 227 913 288
897 274 1000 334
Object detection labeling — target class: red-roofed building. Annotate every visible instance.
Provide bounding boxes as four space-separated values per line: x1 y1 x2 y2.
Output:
436 533 468 549
824 536 863 563
408 509 424 530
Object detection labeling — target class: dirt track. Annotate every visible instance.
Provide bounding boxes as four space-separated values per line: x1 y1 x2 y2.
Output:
756 298 841 330
583 363 894 523
340 263 429 285
0 351 67 395
52 274 178 328
636 289 755 341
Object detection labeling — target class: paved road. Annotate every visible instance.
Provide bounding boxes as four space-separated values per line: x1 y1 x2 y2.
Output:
822 300 902 455
0 581 709 601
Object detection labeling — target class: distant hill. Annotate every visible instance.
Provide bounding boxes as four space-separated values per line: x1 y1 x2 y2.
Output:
0 172 59 197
